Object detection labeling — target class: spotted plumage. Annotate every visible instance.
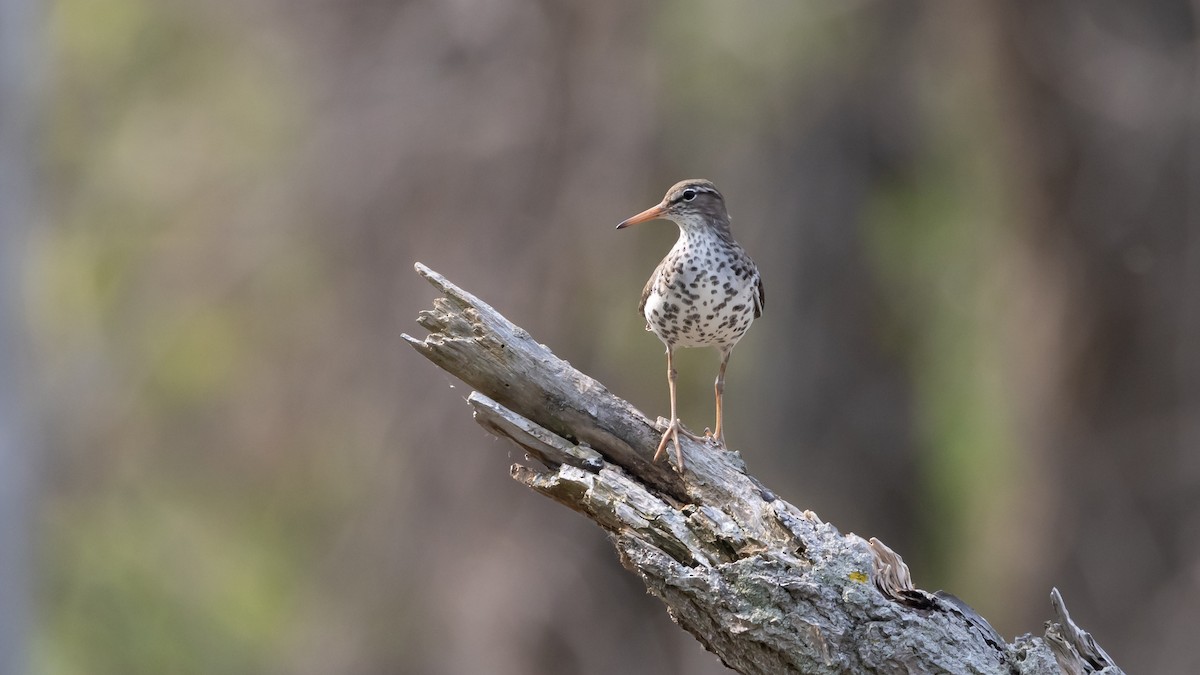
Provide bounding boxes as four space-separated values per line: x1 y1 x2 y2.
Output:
617 179 764 471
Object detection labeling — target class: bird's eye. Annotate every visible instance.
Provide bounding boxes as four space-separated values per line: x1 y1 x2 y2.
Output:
682 189 697 201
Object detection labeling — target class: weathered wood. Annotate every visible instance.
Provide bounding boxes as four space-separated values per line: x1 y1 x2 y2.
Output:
404 262 1122 675
1045 589 1123 675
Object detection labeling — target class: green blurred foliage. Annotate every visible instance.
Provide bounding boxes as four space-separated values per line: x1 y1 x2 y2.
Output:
866 130 1015 597
36 1 331 673
41 488 302 674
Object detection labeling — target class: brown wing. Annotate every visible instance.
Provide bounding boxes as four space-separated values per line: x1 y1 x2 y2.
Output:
637 271 655 316
638 256 670 317
753 273 765 319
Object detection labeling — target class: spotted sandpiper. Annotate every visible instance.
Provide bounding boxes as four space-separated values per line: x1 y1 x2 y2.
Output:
617 179 764 472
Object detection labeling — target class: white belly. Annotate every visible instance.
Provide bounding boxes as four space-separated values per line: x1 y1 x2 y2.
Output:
643 266 758 349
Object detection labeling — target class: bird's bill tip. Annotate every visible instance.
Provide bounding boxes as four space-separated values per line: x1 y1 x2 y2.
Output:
616 203 666 229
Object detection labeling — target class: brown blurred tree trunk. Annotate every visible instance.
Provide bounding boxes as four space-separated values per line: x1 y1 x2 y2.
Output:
983 5 1200 664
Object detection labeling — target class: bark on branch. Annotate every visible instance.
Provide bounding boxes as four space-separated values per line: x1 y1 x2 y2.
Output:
403 262 1122 675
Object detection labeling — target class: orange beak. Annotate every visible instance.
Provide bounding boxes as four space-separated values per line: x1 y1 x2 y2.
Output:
616 202 667 229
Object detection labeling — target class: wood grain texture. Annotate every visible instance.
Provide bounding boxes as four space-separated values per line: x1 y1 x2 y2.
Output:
403 262 1121 675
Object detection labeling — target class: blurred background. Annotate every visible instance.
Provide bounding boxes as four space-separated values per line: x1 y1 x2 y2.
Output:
2 0 1199 672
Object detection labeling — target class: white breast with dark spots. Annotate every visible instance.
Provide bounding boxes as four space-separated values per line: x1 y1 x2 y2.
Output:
644 236 759 349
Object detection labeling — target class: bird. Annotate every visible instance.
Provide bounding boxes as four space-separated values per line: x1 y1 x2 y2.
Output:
616 179 764 472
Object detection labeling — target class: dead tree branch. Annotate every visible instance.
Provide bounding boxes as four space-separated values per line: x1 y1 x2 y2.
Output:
403 262 1122 675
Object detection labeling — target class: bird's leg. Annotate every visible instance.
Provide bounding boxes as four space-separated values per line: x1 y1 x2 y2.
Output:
653 347 686 471
711 347 732 445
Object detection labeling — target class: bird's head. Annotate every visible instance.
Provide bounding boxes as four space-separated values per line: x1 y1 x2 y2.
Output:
616 179 730 234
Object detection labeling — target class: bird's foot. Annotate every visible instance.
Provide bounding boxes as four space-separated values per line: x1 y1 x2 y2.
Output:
702 428 727 448
654 417 703 440
652 419 687 472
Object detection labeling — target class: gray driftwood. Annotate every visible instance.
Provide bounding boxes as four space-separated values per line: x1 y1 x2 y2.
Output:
403 262 1122 675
